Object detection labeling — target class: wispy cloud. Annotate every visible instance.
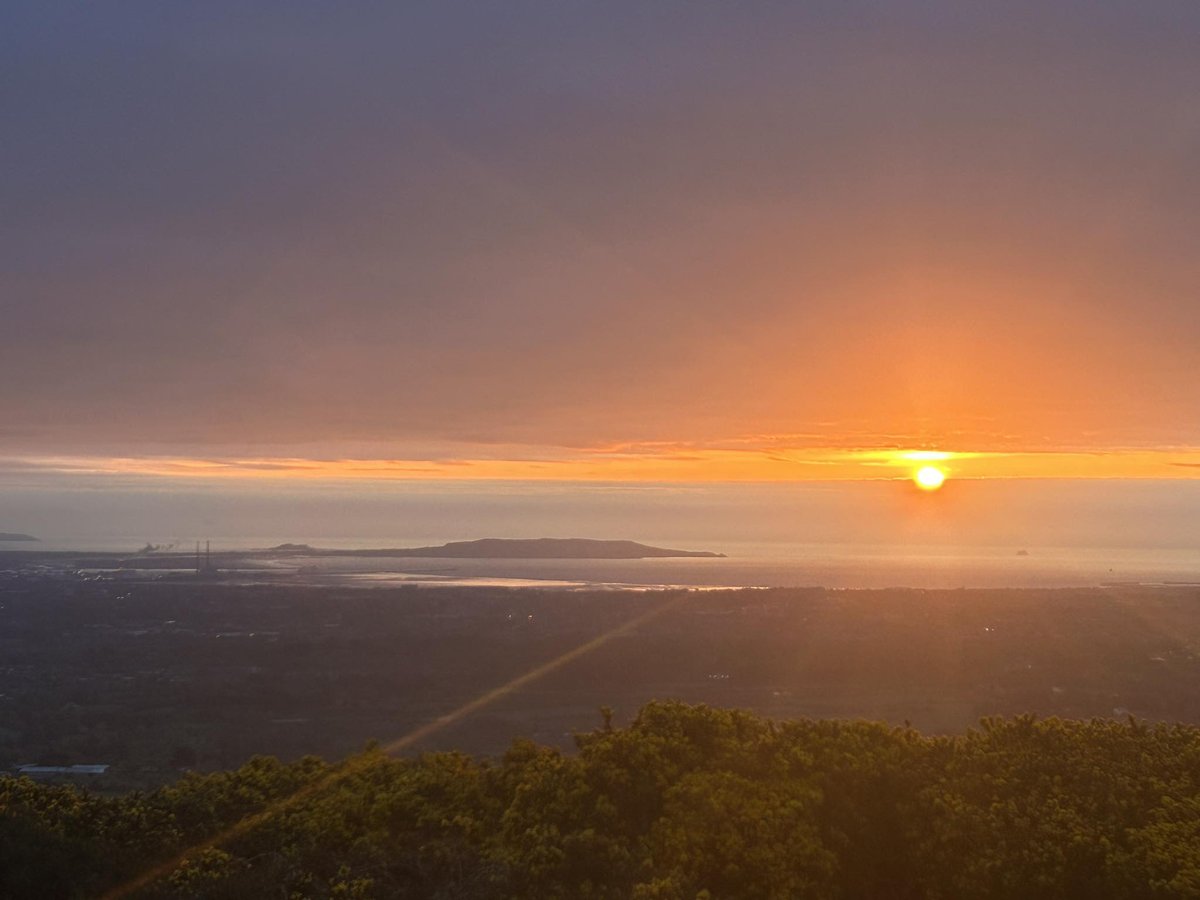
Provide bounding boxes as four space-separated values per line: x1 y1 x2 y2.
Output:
6 444 1200 486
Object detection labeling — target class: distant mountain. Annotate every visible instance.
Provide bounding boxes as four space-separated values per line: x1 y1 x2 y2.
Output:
0 533 38 542
299 538 724 559
404 538 724 559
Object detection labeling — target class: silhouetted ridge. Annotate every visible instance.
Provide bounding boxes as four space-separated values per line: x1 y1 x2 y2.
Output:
368 538 725 559
262 538 724 558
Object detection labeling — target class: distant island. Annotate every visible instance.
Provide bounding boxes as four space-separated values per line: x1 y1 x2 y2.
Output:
0 533 38 542
268 538 725 559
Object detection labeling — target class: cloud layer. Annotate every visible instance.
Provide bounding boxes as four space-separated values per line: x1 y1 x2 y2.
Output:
4 2 1199 461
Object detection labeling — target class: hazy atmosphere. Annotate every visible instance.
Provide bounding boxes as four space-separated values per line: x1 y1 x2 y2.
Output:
6 477 1200 554
5 2 1200 480
4 5 1200 898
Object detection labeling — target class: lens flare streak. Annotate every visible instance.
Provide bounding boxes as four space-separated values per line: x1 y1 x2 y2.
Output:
101 590 697 899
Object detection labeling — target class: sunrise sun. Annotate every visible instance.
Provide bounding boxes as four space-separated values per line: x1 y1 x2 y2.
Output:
914 465 946 491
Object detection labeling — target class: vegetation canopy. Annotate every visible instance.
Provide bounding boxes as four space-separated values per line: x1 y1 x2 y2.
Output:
2 702 1199 899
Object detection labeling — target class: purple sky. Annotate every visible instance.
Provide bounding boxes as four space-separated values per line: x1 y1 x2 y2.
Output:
4 2 1200 466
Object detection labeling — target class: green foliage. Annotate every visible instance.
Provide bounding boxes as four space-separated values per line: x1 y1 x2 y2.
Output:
3 703 1200 898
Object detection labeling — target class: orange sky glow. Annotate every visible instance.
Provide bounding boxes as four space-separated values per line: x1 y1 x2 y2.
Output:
5 6 1200 506
12 445 1200 485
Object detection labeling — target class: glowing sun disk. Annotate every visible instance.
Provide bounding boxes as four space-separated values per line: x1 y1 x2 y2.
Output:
914 465 946 491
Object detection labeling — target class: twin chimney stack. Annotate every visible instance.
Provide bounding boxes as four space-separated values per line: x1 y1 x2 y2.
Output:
195 540 214 576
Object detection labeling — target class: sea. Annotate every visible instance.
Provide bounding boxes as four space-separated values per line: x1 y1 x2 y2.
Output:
11 537 1200 590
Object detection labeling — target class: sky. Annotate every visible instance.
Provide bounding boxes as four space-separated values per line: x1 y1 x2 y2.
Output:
3 2 1200 544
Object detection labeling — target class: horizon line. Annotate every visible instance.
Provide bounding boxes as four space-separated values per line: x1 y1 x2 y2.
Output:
6 446 1200 484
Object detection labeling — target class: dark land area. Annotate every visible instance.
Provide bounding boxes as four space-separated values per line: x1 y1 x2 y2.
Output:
332 537 728 558
0 564 1197 791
